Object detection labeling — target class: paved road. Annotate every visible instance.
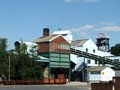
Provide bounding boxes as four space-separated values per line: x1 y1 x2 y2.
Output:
0 85 91 90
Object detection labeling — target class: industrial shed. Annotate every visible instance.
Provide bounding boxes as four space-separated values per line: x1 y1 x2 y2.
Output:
87 66 115 83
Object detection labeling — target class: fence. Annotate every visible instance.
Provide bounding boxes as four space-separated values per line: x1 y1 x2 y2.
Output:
0 78 66 85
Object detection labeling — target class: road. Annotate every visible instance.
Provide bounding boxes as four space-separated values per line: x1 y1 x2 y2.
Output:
0 85 91 90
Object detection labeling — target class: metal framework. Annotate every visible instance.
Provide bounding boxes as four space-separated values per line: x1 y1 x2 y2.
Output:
70 48 120 69
96 33 110 52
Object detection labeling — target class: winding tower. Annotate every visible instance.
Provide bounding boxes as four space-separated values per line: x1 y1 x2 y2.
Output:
96 33 110 52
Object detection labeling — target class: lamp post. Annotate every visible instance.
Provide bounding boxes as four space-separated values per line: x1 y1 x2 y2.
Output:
8 53 10 81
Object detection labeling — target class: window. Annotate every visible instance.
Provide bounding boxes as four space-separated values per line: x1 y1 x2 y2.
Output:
62 34 67 36
86 48 88 52
114 59 119 63
58 44 70 50
93 49 95 53
95 60 97 64
91 71 100 74
88 59 91 64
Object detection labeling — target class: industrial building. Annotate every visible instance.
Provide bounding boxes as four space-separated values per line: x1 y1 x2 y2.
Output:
52 29 119 82
16 28 120 82
33 28 71 81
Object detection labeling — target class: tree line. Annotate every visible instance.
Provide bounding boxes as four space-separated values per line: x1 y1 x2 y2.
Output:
0 38 44 80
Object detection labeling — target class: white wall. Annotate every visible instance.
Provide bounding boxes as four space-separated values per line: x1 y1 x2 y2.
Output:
24 42 37 55
71 46 84 71
98 50 113 57
89 74 101 82
101 67 115 81
83 39 99 66
88 67 115 82
71 54 78 64
71 53 85 71
83 39 98 53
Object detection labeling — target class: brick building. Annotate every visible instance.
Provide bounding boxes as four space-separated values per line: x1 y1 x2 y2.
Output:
33 28 71 80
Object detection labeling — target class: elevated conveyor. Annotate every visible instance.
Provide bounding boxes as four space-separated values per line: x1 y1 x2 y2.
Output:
70 48 120 69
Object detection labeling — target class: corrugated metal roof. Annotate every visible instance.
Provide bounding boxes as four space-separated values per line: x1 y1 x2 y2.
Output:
87 66 107 72
71 39 89 46
36 60 49 62
33 35 58 43
36 55 49 62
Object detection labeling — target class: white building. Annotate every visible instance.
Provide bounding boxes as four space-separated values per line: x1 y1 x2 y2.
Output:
87 66 115 83
24 42 38 55
52 30 116 81
71 39 113 69
14 41 37 55
70 38 116 81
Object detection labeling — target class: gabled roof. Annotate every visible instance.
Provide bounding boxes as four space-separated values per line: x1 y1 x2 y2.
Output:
71 39 89 46
33 35 60 43
33 34 70 44
87 66 107 72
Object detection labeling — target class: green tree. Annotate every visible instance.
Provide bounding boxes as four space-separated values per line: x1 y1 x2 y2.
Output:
111 43 120 56
11 41 44 80
0 38 8 79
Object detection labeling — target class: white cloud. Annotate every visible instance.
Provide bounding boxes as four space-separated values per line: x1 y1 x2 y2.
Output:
67 24 120 40
70 25 95 36
70 24 120 34
64 0 99 3
97 26 120 31
100 21 115 26
79 25 95 30
71 25 95 32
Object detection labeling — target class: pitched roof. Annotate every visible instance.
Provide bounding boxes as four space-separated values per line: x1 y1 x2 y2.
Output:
33 35 59 43
87 66 107 72
71 39 89 46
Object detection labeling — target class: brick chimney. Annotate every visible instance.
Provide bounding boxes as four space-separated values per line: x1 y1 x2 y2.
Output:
43 28 49 37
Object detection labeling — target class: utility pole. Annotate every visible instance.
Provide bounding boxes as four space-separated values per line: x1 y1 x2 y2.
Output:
8 53 10 81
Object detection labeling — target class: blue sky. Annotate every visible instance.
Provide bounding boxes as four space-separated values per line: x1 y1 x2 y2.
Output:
0 0 120 50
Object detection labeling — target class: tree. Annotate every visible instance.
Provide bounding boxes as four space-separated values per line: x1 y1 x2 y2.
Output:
11 41 44 80
0 38 8 79
0 38 44 80
111 43 120 56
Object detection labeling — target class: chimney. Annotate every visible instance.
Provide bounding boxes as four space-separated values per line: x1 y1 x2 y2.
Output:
43 28 49 37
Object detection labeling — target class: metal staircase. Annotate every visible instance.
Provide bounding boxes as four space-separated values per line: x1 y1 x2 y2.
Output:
70 48 120 69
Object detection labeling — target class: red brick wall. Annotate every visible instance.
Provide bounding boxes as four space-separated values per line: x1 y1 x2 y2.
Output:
91 83 113 90
50 36 70 53
113 77 120 90
37 42 49 53
51 36 69 44
36 36 70 53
